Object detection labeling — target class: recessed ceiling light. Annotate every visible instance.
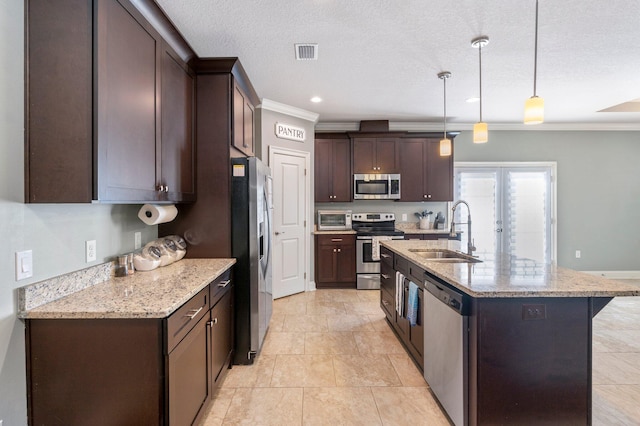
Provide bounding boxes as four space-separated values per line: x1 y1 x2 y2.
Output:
310 97 322 103
466 97 480 103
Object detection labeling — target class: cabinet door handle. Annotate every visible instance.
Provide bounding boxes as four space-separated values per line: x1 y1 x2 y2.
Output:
333 248 337 253
380 253 391 259
158 185 165 192
212 317 218 324
337 248 341 253
217 279 231 288
382 299 390 307
165 185 169 193
331 238 343 242
381 273 390 279
185 306 203 320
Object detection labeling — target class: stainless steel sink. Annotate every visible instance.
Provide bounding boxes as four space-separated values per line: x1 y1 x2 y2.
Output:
408 249 482 263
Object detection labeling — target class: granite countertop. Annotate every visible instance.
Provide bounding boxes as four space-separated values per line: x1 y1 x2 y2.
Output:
395 223 456 234
19 258 236 319
381 240 640 298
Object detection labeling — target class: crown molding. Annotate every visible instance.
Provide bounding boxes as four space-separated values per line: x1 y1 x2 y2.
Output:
258 99 320 123
315 121 640 132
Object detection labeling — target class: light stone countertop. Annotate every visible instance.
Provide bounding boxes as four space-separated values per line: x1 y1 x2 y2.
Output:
19 258 236 319
395 222 451 234
381 240 640 298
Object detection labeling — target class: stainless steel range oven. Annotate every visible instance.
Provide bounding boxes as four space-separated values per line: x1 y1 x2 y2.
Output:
352 213 404 289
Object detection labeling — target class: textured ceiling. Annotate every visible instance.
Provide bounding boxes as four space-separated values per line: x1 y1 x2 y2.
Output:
156 0 640 128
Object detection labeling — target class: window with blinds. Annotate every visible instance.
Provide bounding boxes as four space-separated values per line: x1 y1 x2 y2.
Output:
454 164 555 264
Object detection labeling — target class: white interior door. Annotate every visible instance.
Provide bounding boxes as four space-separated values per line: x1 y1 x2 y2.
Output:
269 148 309 299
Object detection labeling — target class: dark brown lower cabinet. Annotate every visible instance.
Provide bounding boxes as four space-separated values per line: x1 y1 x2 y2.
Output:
169 313 210 426
380 246 424 368
25 273 234 426
210 288 234 387
315 234 356 289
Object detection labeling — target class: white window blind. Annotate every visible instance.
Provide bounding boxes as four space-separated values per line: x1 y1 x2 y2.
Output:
454 164 555 264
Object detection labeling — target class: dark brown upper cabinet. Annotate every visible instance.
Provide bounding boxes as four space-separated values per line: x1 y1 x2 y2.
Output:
315 135 352 202
352 137 399 174
25 0 195 203
232 81 255 157
399 137 454 202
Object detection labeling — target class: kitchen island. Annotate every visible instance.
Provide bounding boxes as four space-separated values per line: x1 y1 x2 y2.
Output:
381 240 640 426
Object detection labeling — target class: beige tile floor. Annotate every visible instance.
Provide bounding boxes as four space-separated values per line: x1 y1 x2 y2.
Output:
201 281 640 425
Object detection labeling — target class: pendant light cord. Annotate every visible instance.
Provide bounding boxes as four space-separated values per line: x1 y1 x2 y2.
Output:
443 76 447 138
533 0 539 97
478 42 483 122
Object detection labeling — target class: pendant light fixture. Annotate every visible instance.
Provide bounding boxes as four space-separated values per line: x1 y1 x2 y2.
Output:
524 0 544 124
471 36 489 144
438 71 452 156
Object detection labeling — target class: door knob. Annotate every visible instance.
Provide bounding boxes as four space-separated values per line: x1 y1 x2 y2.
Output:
275 231 284 235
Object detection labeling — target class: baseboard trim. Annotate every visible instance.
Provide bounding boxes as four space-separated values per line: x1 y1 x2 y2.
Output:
581 271 640 279
307 281 317 292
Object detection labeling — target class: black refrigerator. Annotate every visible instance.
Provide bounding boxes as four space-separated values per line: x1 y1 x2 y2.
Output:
231 157 273 364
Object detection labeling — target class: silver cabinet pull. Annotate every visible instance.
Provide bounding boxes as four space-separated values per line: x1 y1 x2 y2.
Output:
185 306 203 320
381 273 390 279
213 318 218 324
217 279 231 288
333 248 337 253
331 238 343 242
380 253 391 259
165 185 169 192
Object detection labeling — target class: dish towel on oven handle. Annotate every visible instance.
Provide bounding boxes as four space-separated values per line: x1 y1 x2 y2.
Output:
407 281 419 327
395 271 405 316
371 236 392 261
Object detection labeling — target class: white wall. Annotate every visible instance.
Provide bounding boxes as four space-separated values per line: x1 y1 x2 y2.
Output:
1 3 156 423
257 100 318 289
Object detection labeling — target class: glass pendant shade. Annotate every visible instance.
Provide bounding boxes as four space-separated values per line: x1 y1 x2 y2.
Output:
473 122 488 144
524 95 544 124
439 138 452 156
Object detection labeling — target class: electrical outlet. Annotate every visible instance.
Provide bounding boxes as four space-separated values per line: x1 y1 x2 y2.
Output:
15 250 33 280
575 250 581 259
134 232 142 249
522 304 546 320
401 213 407 221
86 240 97 262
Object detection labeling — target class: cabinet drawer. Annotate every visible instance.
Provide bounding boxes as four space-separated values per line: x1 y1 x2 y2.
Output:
380 287 394 321
380 246 393 266
209 268 232 306
167 287 209 352
317 234 354 246
404 233 423 240
380 262 395 295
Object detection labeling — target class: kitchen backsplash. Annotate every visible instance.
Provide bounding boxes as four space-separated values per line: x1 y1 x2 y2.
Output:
315 201 451 225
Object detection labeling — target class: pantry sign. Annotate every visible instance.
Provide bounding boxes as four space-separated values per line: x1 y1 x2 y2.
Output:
275 122 305 142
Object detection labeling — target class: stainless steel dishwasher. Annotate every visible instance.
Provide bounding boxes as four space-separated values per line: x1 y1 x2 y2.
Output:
423 273 469 426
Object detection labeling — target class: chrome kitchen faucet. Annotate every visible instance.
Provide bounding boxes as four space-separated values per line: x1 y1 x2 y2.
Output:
450 200 476 256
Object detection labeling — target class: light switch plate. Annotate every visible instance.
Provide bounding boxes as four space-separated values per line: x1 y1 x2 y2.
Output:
134 232 142 249
16 250 33 281
86 240 97 262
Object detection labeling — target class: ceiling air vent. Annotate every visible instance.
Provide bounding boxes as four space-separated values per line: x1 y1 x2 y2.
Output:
295 43 318 60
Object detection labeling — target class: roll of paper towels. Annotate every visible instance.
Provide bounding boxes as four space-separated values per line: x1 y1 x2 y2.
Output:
137 204 178 225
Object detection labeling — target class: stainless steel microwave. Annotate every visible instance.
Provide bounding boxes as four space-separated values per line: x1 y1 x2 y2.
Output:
317 210 352 231
353 174 401 200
